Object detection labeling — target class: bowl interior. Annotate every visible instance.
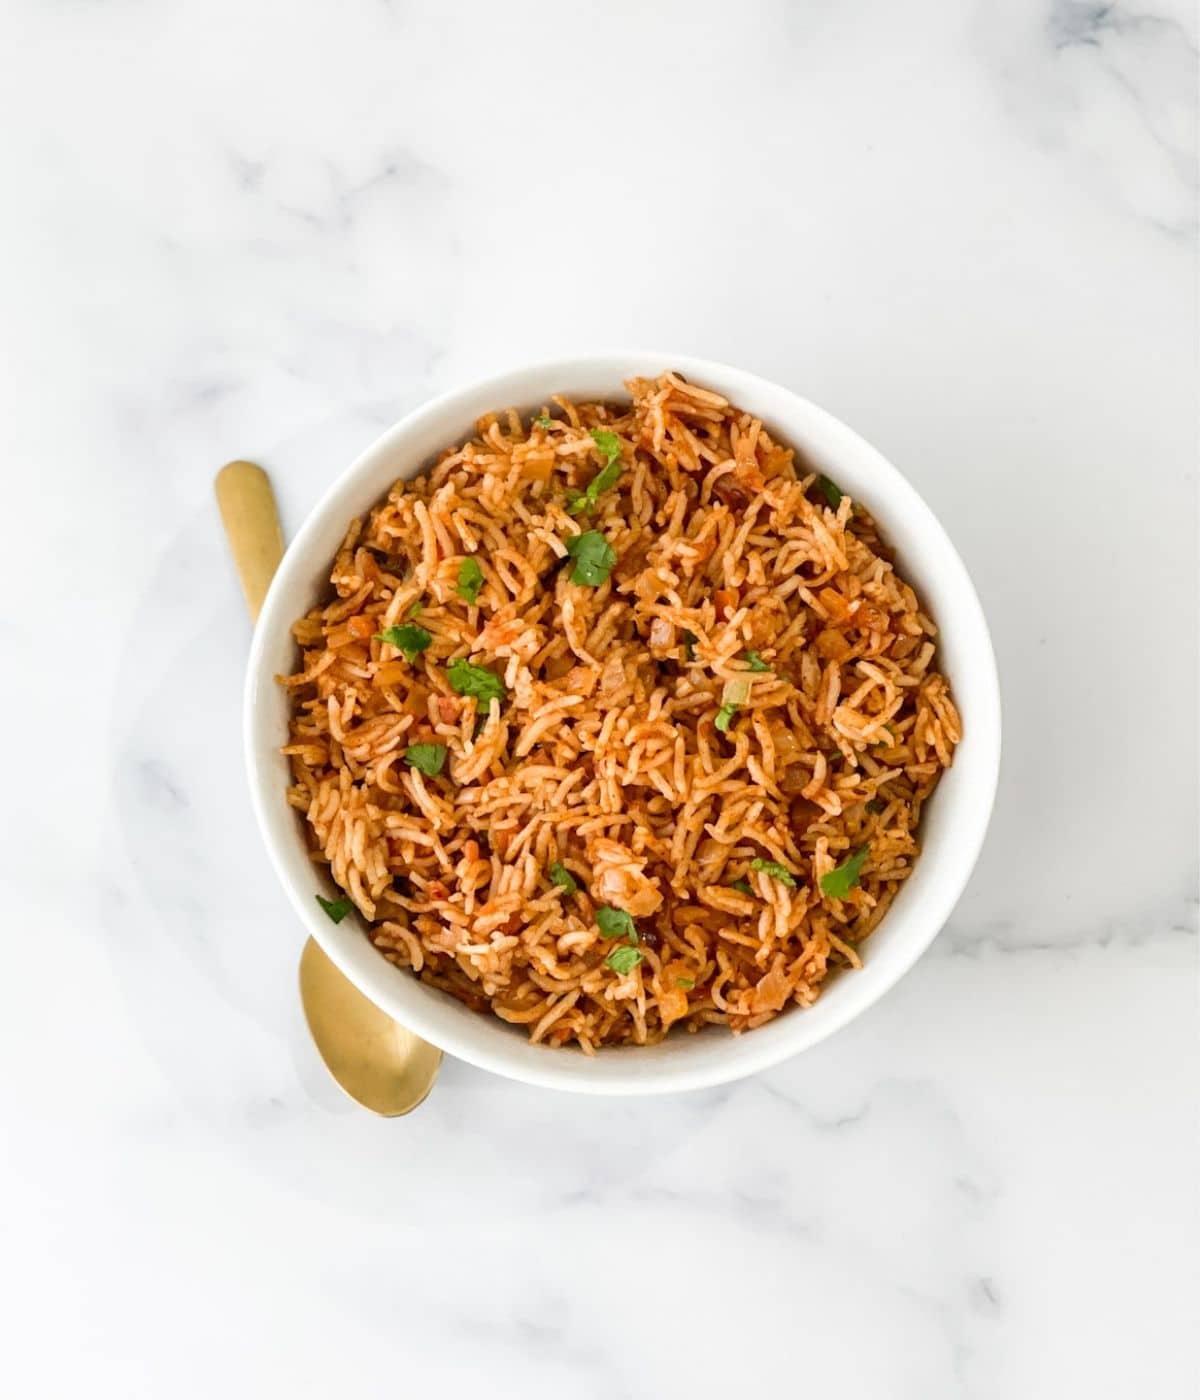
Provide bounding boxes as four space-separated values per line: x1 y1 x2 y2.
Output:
245 353 1000 1094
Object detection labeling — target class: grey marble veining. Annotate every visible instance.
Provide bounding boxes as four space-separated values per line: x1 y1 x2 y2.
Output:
1 1 1195 1396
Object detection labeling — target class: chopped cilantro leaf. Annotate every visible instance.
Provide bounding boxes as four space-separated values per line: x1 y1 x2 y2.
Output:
407 600 423 618
549 862 578 894
743 650 770 672
596 907 637 942
750 858 797 889
605 944 643 975
446 657 506 705
375 623 432 662
592 458 622 491
564 530 616 586
715 703 737 732
535 414 554 428
676 977 695 989
819 476 843 509
566 436 623 515
730 879 753 895
590 428 622 466
457 557 484 604
820 845 869 900
566 458 622 515
316 894 354 923
404 743 447 777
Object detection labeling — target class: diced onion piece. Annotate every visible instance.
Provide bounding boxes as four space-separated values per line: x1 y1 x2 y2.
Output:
566 665 598 696
750 965 790 1014
434 695 461 725
658 985 689 1027
772 726 804 765
721 676 752 707
600 654 626 696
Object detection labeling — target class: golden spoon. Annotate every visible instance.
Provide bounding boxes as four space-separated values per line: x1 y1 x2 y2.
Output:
215 459 443 1116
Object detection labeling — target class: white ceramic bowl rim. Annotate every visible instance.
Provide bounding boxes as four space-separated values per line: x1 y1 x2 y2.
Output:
245 351 1001 1095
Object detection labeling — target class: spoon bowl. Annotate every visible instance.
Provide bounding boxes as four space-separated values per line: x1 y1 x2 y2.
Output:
300 938 442 1115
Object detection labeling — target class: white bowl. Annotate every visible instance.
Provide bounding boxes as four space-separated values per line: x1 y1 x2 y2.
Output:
246 353 1000 1095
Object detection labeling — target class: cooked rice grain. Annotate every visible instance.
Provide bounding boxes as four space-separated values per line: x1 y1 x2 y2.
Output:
282 373 960 1052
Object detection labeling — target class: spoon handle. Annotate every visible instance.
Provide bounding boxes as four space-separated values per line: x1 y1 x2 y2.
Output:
214 460 286 620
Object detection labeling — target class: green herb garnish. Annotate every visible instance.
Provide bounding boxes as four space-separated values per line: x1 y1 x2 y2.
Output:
820 845 869 900
564 530 617 586
404 743 447 777
715 703 737 732
535 414 554 428
549 862 578 894
457 557 484 604
567 457 622 515
407 600 423 618
592 457 622 489
743 651 770 672
682 629 698 662
375 623 432 662
596 907 637 943
316 894 354 923
446 656 506 705
676 977 695 989
750 858 797 889
730 879 753 895
591 428 622 465
605 944 643 975
818 476 843 509
566 429 623 515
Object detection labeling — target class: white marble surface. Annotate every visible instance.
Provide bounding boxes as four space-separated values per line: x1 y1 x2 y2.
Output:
2 1 1196 1395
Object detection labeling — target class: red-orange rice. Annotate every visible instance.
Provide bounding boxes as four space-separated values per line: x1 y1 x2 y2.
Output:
281 373 960 1052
